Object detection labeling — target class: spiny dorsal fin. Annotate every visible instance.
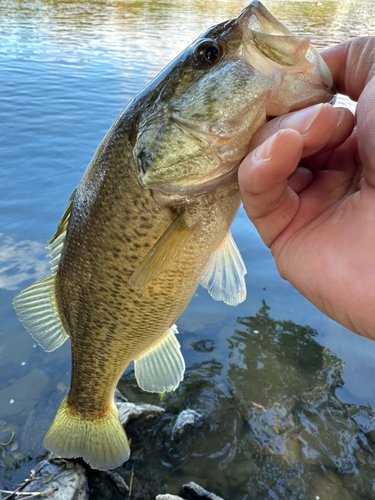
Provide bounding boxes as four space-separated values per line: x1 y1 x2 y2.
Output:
129 211 196 289
13 274 69 352
47 189 76 273
199 231 247 306
134 324 185 393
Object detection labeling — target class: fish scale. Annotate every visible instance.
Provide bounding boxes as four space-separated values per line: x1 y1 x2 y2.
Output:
60 158 241 411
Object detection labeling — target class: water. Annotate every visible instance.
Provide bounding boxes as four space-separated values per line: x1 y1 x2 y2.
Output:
1 0 375 497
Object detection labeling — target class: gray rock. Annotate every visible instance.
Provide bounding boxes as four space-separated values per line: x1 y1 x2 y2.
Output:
114 388 128 403
182 481 225 500
156 495 184 500
106 470 129 495
172 409 202 440
116 401 164 426
23 459 88 500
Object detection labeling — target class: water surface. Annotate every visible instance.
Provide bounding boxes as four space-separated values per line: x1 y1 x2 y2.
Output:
1 0 375 497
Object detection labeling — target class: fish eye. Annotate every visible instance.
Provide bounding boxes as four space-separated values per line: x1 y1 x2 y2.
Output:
195 40 223 65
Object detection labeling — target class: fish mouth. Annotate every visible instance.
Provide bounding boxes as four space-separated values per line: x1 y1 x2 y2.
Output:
237 1 336 110
238 1 292 36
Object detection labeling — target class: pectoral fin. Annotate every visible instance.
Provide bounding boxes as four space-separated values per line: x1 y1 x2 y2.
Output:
199 231 247 306
134 325 185 393
129 212 195 289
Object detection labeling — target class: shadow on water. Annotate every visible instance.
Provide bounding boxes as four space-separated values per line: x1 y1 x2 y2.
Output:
87 302 375 500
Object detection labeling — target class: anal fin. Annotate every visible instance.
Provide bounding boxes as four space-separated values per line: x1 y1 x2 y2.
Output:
13 274 69 352
199 231 247 306
134 325 185 393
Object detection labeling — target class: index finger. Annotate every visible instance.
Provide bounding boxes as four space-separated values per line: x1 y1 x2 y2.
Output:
322 37 375 102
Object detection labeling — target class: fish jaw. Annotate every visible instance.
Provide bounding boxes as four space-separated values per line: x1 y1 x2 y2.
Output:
238 2 335 116
238 0 293 36
262 44 335 116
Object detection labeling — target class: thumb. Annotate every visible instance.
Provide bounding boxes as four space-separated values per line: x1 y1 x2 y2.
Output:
357 75 375 187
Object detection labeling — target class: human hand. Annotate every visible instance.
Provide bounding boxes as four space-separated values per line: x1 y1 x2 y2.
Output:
238 37 375 339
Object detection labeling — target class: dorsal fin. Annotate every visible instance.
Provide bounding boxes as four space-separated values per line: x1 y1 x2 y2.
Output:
47 189 76 272
13 274 69 351
13 190 76 351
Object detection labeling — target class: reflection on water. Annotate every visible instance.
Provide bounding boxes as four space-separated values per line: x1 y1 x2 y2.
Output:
0 234 49 290
227 303 375 499
111 303 375 499
1 0 375 496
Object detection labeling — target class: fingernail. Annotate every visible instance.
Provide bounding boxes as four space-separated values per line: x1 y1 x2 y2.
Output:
253 131 281 161
335 108 346 130
280 103 325 134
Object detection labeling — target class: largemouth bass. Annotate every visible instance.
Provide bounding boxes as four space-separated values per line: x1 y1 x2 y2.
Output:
14 1 335 470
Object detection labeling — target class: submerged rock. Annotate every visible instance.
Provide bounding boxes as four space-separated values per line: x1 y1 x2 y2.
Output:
116 401 164 426
22 459 88 500
106 470 129 495
156 482 226 500
182 481 225 500
172 409 202 440
114 387 128 403
156 495 184 500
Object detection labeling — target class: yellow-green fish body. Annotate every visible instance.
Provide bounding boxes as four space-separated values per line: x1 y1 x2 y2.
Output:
14 1 335 470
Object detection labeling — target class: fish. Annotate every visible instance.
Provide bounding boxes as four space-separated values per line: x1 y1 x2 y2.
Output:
13 1 335 471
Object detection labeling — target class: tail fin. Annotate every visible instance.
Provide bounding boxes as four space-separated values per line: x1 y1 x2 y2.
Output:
43 397 130 470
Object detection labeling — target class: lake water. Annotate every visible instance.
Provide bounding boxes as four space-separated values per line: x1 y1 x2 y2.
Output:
1 0 375 498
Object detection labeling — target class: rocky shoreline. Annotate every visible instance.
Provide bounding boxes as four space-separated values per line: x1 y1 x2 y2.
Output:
1 457 225 500
0 399 226 500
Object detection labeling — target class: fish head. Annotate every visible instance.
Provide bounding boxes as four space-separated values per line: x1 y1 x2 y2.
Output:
134 1 335 196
